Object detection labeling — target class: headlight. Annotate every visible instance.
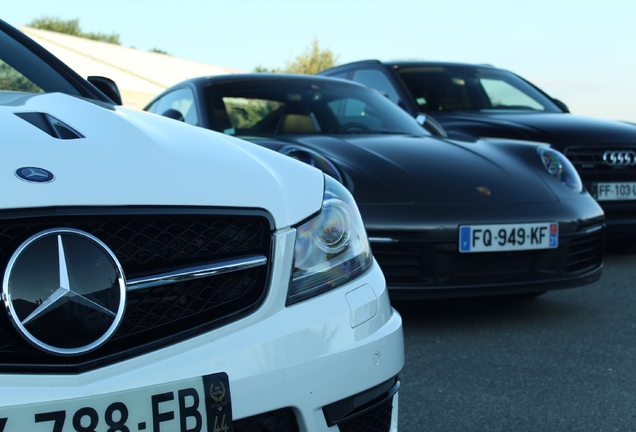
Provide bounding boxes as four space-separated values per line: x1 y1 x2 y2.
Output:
536 147 583 192
287 175 372 305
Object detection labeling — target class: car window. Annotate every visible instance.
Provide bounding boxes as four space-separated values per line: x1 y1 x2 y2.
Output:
222 97 283 134
435 76 473 111
327 97 386 132
396 66 562 113
480 78 544 110
204 79 427 136
146 88 199 125
0 30 84 97
352 69 401 104
328 70 350 80
0 60 43 93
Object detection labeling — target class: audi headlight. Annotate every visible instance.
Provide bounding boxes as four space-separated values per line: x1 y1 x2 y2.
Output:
287 175 372 305
536 147 583 192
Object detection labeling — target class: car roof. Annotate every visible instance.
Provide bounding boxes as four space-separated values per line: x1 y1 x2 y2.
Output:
176 73 367 88
322 59 499 72
384 60 497 69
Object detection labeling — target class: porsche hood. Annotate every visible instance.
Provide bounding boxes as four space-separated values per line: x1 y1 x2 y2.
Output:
2 92 324 229
292 134 561 205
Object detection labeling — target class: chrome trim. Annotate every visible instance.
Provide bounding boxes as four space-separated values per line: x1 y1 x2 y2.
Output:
126 255 268 291
2 228 126 356
603 150 636 167
368 237 398 243
579 224 605 235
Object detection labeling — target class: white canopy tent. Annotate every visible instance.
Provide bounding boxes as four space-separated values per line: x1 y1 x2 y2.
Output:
20 26 241 109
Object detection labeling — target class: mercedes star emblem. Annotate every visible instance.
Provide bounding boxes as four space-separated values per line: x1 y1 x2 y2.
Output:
15 167 55 183
2 228 126 356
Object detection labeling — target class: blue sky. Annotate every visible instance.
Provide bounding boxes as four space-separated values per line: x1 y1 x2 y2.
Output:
3 0 635 122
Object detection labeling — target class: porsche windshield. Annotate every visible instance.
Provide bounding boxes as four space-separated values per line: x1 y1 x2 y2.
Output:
396 66 562 113
204 78 428 136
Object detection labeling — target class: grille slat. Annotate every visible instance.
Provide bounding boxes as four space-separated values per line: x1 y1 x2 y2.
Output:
562 228 605 274
565 146 636 183
370 226 603 288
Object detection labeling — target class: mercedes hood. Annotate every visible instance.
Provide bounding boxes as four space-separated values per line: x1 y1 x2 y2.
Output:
2 93 324 229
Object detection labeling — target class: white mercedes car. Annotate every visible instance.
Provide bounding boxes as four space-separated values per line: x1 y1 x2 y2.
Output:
0 20 403 432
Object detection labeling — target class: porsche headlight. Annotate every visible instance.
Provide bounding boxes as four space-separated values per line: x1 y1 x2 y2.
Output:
287 175 372 305
536 147 583 192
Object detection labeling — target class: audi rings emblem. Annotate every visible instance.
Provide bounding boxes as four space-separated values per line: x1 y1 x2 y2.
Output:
603 150 636 167
2 228 126 356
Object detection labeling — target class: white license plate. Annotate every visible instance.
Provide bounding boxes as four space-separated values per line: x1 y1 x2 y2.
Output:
0 373 232 432
459 222 558 253
592 182 636 201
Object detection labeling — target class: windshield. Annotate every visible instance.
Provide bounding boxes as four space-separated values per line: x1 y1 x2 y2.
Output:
396 66 562 113
0 26 85 97
204 78 428 136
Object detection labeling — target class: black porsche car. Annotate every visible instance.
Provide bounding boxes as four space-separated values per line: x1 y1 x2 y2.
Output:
320 60 636 242
144 74 605 299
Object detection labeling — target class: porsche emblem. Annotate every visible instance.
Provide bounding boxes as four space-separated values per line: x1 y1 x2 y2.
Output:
476 186 491 196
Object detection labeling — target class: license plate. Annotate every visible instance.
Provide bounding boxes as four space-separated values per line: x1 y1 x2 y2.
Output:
591 182 636 201
0 372 232 432
459 222 558 253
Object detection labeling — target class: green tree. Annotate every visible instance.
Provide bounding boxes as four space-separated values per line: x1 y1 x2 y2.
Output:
285 38 339 75
0 62 42 93
253 38 339 74
252 65 283 73
82 31 121 45
149 48 170 55
27 16 121 45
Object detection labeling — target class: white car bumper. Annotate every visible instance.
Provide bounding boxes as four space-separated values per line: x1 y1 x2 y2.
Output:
0 229 404 432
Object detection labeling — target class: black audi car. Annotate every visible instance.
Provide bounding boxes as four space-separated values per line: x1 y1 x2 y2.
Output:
144 74 605 299
320 60 636 242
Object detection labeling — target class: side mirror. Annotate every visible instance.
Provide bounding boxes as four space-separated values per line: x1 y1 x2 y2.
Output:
87 76 123 105
552 98 570 113
161 109 185 122
415 113 447 137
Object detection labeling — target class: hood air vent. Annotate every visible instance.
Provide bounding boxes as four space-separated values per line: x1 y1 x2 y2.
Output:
15 112 84 140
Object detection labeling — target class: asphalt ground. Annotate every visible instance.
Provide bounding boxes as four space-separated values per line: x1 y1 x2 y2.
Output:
394 250 636 432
